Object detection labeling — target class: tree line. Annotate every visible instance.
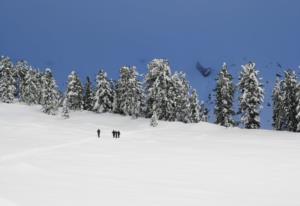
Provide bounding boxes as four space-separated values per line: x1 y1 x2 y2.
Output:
0 56 299 131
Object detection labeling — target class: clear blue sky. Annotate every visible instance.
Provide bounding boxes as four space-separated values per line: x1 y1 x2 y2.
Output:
1 0 300 128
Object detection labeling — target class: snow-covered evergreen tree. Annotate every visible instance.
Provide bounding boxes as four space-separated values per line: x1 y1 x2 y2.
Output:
93 69 113 113
272 78 285 130
41 68 59 115
170 72 191 123
83 76 94 111
15 60 31 100
150 111 158 127
238 62 264 129
62 97 70 119
189 89 201 123
214 63 235 127
281 70 298 132
145 59 173 120
21 69 41 105
0 56 16 103
66 71 83 110
200 101 209 122
115 66 144 117
296 84 300 132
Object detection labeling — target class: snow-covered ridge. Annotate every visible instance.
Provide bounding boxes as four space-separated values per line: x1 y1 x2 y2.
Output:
0 103 300 206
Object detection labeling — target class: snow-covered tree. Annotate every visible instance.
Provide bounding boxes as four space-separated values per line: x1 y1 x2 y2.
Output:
238 62 264 129
189 89 201 123
0 56 16 103
115 66 144 117
83 76 94 111
296 84 300 132
145 59 173 120
41 68 59 115
61 97 70 119
21 69 41 105
93 69 113 113
15 60 31 100
170 72 191 123
214 63 235 127
200 101 209 122
150 111 158 127
281 70 298 132
272 78 285 130
66 71 83 110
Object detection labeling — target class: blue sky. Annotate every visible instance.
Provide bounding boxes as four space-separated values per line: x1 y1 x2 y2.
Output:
1 0 300 128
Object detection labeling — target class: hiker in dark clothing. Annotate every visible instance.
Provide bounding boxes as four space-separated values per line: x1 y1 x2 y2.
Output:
117 131 120 138
112 130 116 138
97 129 100 138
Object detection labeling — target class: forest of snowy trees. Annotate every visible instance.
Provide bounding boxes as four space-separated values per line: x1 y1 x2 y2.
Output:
0 55 300 132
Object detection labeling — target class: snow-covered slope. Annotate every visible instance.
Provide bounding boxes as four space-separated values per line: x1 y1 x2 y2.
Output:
0 103 300 206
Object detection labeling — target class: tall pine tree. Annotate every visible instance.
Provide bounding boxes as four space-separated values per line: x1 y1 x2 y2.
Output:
145 59 173 120
93 69 113 113
281 70 298 132
272 78 285 130
21 69 41 105
115 66 144 117
214 63 235 127
189 89 201 123
0 56 16 103
41 69 59 115
239 62 264 129
66 71 83 110
83 76 94 111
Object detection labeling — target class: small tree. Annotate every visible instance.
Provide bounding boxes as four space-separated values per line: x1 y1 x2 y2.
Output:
150 111 158 127
62 97 70 119
189 89 201 123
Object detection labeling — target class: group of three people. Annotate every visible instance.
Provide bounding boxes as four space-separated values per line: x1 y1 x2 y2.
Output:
97 129 121 138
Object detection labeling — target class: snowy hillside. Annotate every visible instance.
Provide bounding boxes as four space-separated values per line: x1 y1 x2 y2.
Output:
1 103 300 206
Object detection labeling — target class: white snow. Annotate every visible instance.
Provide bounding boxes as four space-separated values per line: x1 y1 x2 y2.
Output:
1 103 300 206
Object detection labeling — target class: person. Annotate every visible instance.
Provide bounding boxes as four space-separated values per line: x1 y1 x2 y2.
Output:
117 131 120 138
97 129 100 138
112 130 115 138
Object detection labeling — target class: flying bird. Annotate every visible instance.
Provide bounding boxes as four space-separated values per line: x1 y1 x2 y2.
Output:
196 62 212 77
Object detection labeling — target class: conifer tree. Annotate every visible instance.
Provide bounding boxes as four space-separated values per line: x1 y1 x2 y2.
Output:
296 84 300 132
21 69 41 105
41 68 59 115
0 56 16 103
170 72 191 123
66 71 83 110
15 60 31 100
83 76 94 111
238 62 264 129
62 97 70 119
200 101 209 122
93 69 113 113
272 78 285 130
281 70 298 132
189 89 201 123
214 63 235 127
115 66 144 117
145 59 173 120
150 111 158 127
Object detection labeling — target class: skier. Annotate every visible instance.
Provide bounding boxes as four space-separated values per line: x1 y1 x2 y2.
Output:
97 129 100 138
112 130 115 138
117 131 120 138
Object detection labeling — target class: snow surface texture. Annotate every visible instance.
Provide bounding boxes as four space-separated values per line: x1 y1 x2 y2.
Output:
0 103 300 206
